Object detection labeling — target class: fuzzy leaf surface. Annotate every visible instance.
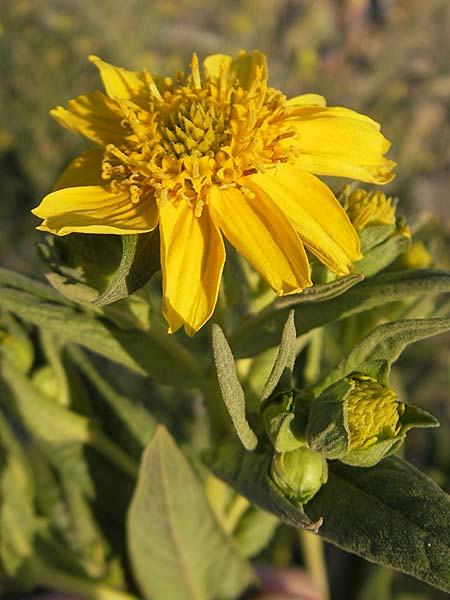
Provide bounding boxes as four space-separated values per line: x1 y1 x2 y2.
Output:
0 287 196 384
212 325 258 450
232 269 450 357
305 457 450 593
127 426 255 600
313 317 450 394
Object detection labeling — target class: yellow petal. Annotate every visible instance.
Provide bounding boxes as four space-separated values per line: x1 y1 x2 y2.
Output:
159 202 225 336
229 50 268 88
89 55 150 107
208 185 312 295
54 147 105 190
32 186 158 236
286 94 326 108
248 165 361 275
286 107 395 184
51 91 125 146
203 54 232 80
286 105 381 129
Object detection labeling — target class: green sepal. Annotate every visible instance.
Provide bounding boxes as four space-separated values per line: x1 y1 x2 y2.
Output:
262 391 303 452
306 377 439 467
354 230 411 277
306 379 351 460
358 224 394 252
340 404 439 468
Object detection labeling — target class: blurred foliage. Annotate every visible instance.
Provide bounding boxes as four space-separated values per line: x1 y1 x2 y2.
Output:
0 1 449 598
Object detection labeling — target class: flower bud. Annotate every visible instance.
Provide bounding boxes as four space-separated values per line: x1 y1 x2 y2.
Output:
344 188 398 231
307 374 438 467
270 446 328 505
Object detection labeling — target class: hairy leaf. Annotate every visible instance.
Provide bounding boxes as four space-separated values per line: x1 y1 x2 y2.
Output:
232 269 450 357
127 426 255 600
313 317 450 394
306 457 450 593
260 310 296 402
212 325 258 450
0 287 198 384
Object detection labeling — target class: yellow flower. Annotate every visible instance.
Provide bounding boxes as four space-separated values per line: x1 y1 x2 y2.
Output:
32 51 395 335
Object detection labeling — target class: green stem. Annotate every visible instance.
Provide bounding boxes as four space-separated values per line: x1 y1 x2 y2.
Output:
89 429 139 479
224 495 249 534
33 560 138 600
299 530 329 600
303 327 324 385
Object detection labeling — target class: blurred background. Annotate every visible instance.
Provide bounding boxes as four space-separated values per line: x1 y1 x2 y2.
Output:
1 1 449 598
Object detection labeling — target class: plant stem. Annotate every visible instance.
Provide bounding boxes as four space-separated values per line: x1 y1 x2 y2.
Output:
299 530 329 600
33 560 138 600
303 327 324 385
89 429 139 479
224 494 250 533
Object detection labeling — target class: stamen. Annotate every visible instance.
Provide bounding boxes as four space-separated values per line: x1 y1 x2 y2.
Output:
143 69 163 101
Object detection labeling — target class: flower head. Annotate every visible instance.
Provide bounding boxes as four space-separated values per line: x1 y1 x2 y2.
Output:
33 51 395 335
306 374 438 467
345 374 404 450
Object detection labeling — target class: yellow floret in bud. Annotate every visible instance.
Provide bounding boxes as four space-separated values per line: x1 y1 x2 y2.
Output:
346 375 405 450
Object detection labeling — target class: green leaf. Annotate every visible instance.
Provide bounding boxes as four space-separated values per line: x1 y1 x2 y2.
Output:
212 325 258 450
313 317 450 394
0 267 74 306
68 346 156 447
127 426 255 600
305 457 450 593
232 269 450 358
208 439 321 532
233 508 279 558
260 310 296 402
94 231 160 306
0 411 36 580
0 287 199 384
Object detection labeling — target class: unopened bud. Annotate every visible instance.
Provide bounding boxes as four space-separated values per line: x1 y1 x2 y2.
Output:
270 446 328 505
307 373 438 467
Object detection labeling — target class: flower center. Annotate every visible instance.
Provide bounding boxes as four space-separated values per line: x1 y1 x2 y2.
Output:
346 375 405 450
101 54 295 215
